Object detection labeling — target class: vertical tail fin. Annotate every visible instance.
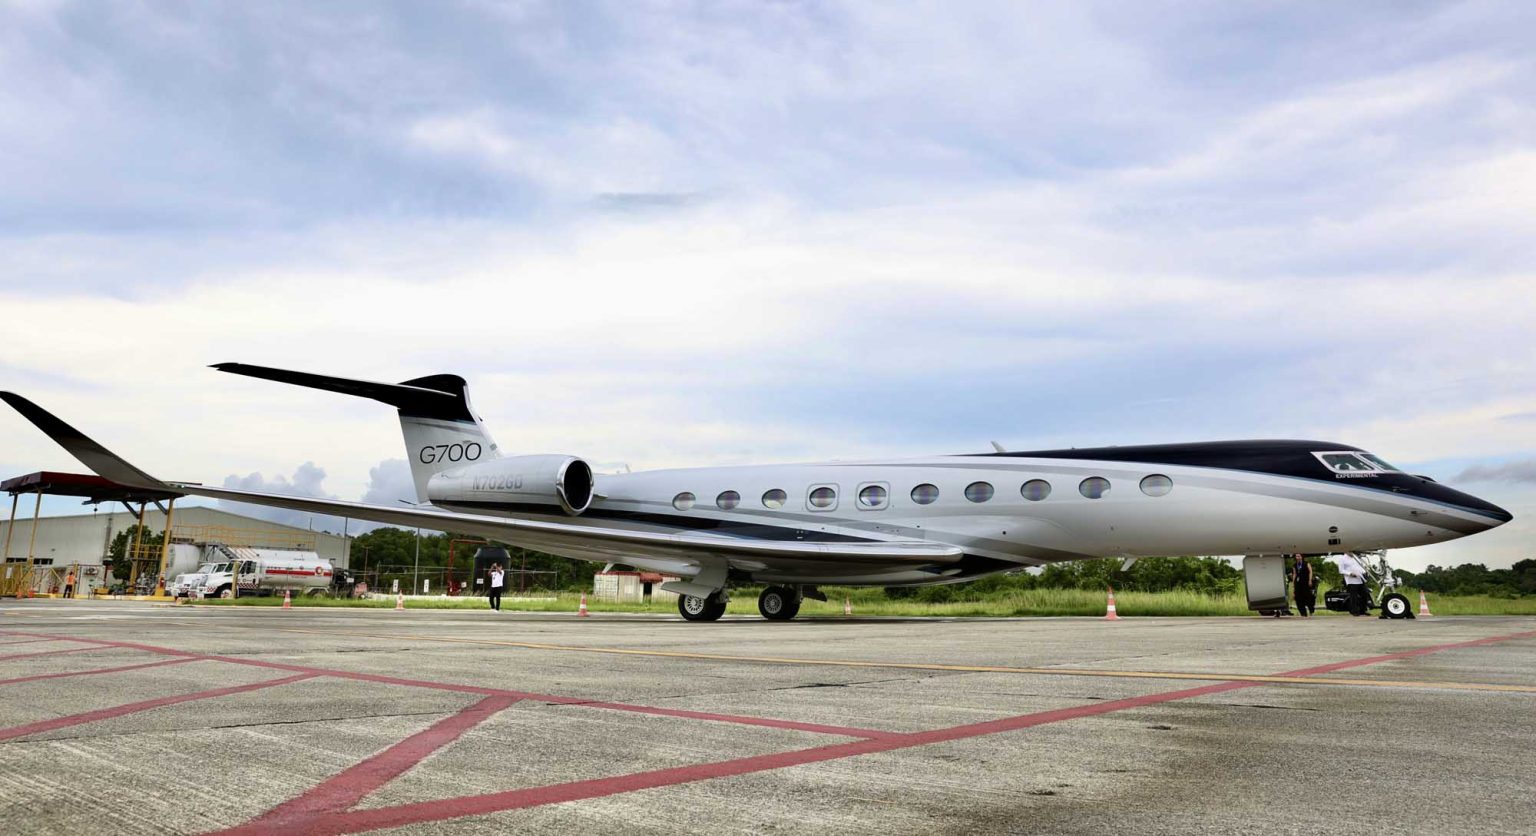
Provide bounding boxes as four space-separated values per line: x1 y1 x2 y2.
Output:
211 363 499 502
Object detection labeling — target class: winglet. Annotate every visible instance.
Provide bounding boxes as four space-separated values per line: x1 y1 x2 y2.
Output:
0 391 170 491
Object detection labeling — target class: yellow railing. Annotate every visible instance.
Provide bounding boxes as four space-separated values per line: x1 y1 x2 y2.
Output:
0 562 34 597
171 524 318 551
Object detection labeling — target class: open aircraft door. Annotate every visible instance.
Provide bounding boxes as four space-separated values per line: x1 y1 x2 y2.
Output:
1242 554 1289 613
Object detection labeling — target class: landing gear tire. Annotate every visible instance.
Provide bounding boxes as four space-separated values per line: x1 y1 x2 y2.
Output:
1382 593 1412 619
758 586 801 621
678 593 727 622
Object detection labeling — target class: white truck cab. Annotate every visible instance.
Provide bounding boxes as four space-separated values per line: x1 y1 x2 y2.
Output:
172 563 218 598
199 551 334 599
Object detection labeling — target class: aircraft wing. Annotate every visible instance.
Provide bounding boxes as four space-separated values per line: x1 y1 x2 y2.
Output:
0 392 961 579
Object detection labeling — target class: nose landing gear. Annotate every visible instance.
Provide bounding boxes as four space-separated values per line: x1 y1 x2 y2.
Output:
1321 551 1416 619
1381 592 1412 619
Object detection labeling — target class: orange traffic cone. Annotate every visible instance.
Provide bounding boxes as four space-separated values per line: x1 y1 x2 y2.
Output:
395 592 405 611
282 589 291 609
1104 587 1120 620
843 595 852 616
578 593 590 617
1418 590 1432 617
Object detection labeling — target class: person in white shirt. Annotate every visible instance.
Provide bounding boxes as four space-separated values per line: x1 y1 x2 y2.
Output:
1332 553 1369 616
487 563 505 612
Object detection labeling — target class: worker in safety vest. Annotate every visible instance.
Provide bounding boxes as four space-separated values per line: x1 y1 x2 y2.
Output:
63 570 76 599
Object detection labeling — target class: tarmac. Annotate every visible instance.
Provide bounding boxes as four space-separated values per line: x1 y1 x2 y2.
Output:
1 600 1533 835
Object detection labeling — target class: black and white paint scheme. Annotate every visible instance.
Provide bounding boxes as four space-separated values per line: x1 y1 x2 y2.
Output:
1 364 1512 622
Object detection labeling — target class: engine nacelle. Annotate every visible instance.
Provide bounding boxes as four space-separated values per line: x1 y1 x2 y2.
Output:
426 454 595 516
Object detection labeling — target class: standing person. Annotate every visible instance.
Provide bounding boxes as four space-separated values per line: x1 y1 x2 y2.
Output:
487 563 505 612
1290 554 1316 617
1333 553 1369 616
63 569 76 599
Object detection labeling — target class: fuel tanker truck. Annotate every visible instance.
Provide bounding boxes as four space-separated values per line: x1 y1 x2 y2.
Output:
198 549 335 599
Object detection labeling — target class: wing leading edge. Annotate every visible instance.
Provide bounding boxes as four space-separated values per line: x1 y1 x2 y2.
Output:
0 392 960 579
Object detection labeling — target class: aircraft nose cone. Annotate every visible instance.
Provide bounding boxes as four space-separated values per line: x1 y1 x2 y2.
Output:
1423 481 1513 527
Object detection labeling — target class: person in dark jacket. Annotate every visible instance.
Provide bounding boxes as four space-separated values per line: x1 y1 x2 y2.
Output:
1289 554 1316 617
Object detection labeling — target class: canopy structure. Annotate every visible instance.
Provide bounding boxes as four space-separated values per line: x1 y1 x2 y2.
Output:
2 471 182 596
1 470 180 504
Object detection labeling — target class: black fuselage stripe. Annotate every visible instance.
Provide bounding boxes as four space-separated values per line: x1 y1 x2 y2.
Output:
437 500 880 543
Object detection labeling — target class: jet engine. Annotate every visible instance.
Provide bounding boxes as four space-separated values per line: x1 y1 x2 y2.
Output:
426 454 595 516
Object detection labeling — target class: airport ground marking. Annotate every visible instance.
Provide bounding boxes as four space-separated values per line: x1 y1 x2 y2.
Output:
2 625 1533 834
0 672 317 742
223 623 1536 696
217 626 1536 836
0 630 897 740
0 656 199 686
0 644 107 663
245 693 522 828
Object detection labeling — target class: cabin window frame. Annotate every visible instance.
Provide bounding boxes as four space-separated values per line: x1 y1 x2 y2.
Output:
806 483 839 512
856 482 890 511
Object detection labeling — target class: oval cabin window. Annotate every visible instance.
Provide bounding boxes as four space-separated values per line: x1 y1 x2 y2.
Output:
808 486 837 509
964 481 995 503
1078 477 1110 499
858 484 888 508
1139 475 1173 497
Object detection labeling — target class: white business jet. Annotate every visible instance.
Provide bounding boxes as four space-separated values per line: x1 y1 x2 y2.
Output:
0 364 1510 621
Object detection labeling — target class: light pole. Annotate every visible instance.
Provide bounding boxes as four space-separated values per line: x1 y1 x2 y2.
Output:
412 526 421 595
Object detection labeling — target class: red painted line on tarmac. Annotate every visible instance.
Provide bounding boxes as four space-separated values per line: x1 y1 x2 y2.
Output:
221 627 1536 835
1274 629 1536 677
549 698 903 740
223 680 1252 836
0 657 200 686
238 694 520 830
0 645 104 663
0 632 896 738
0 673 316 742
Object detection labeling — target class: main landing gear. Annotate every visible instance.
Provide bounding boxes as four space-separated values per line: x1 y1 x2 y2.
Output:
677 586 811 622
757 586 802 621
677 592 728 622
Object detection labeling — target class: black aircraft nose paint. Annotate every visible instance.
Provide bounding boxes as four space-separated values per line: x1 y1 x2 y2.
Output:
1409 479 1513 525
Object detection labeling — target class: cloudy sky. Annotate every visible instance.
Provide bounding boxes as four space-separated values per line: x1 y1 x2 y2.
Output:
1 1 1532 569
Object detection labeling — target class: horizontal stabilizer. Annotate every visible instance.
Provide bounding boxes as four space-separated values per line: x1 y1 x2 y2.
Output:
0 392 173 492
211 363 474 422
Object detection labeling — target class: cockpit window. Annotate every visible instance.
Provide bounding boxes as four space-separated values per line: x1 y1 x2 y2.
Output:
1357 453 1400 472
1315 452 1377 473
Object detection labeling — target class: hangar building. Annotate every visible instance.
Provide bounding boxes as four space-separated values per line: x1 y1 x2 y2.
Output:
1 504 351 596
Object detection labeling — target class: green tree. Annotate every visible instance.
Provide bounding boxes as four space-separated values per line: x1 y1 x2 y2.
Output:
107 524 164 581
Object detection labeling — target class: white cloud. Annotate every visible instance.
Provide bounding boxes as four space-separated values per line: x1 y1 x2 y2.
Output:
217 462 341 532
1 1 1533 571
